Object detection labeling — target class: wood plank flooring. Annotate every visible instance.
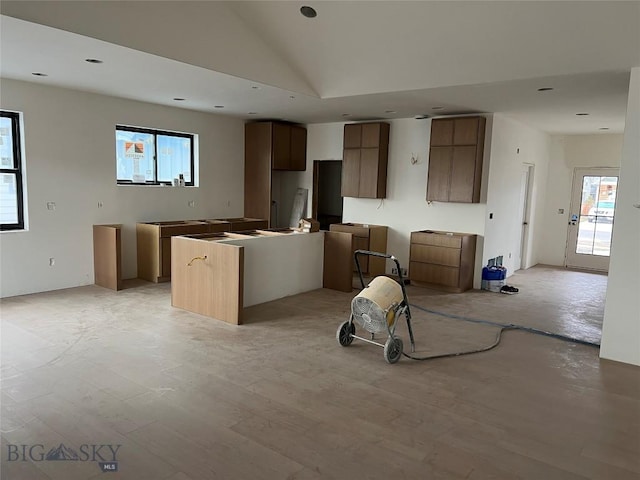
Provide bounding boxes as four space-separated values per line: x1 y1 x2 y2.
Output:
1 266 638 479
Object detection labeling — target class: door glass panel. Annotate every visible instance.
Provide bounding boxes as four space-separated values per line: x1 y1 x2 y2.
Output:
576 175 617 256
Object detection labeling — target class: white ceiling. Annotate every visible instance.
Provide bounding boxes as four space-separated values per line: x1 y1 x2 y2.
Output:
1 1 639 134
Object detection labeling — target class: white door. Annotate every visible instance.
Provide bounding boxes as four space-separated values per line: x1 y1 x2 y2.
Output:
516 164 534 270
566 167 619 271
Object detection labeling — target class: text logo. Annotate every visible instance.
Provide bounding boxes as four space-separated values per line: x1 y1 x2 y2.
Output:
7 443 121 473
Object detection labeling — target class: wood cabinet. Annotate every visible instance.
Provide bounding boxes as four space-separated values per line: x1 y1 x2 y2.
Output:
341 123 389 198
271 123 307 171
137 221 212 283
427 116 485 203
136 218 267 283
93 224 122 291
409 230 477 292
329 223 388 276
245 122 307 226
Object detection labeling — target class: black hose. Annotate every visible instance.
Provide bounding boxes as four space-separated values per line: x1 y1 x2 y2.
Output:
402 303 599 361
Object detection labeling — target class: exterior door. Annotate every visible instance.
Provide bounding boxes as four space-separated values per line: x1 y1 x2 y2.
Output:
566 168 619 271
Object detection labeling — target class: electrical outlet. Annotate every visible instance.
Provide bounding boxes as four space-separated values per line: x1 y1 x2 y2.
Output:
401 268 408 276
49 257 55 266
188 200 195 208
47 202 56 210
97 201 103 208
392 267 398 275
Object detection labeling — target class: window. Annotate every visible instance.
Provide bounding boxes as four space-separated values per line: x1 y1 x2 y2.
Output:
116 125 195 186
0 111 25 231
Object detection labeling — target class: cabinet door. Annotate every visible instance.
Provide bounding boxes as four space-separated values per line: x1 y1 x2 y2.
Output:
290 126 307 171
430 119 454 146
426 147 452 202
341 149 361 197
361 123 381 148
272 123 291 170
453 118 480 145
344 124 362 148
358 148 380 198
449 146 477 203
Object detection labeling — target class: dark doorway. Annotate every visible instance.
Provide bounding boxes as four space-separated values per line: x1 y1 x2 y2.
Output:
312 160 343 230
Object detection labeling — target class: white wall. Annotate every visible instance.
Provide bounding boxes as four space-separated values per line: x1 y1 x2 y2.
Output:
483 114 552 275
0 79 244 297
292 116 552 286
223 232 324 307
539 134 623 266
293 119 487 285
600 67 640 366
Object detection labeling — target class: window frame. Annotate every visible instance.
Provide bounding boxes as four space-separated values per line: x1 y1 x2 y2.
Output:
115 125 195 186
0 111 25 231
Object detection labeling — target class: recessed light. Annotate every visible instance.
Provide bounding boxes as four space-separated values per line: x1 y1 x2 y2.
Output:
431 106 444 111
248 112 258 115
214 105 224 109
385 110 396 114
251 86 260 90
300 6 317 18
31 72 48 77
537 87 554 92
173 97 185 101
599 127 610 130
414 115 430 119
85 58 103 64
576 113 590 116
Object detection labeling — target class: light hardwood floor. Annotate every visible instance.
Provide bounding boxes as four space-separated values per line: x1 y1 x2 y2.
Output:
1 266 638 479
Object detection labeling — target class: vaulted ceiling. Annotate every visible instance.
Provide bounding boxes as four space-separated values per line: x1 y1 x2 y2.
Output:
1 1 639 133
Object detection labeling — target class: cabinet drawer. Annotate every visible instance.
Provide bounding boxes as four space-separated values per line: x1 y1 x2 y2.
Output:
410 231 462 248
158 222 210 237
330 223 370 238
410 244 461 267
409 262 460 287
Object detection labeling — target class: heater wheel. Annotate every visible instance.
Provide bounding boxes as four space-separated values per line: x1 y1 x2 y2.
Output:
336 321 355 347
384 337 403 364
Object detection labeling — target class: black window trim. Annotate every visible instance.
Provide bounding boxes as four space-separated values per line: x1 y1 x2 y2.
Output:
116 124 195 186
0 111 25 231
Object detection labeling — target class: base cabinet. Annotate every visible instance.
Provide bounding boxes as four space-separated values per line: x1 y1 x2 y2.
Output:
409 230 477 292
329 223 388 276
137 218 267 282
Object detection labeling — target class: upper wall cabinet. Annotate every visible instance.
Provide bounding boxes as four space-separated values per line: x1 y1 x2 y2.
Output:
342 122 390 198
270 122 307 171
426 116 486 203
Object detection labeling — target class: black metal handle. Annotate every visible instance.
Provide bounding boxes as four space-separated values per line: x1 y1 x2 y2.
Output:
354 249 404 288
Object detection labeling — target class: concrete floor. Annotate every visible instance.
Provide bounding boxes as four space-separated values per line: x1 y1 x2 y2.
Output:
1 265 638 479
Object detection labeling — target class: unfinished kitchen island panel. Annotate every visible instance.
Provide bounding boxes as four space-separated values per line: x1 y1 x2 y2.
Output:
171 233 244 324
171 230 324 324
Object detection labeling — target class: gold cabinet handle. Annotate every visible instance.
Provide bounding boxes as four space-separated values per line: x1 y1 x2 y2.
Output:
187 255 207 266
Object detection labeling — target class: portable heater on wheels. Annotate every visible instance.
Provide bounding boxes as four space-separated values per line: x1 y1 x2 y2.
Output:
336 250 415 363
